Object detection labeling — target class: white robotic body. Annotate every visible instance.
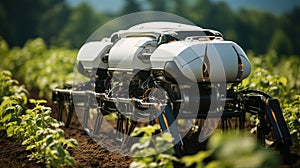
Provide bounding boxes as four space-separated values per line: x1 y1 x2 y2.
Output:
115 30 161 39
176 42 206 67
232 42 247 58
77 41 112 69
76 21 251 83
181 57 203 82
128 22 202 31
209 42 239 82
241 56 251 79
231 43 251 79
205 43 230 82
108 37 155 70
172 41 249 83
114 22 204 42
108 39 139 70
150 42 189 69
151 40 246 82
174 42 206 82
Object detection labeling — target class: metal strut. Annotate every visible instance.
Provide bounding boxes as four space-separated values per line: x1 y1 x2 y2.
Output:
52 88 292 157
157 104 183 157
244 91 292 154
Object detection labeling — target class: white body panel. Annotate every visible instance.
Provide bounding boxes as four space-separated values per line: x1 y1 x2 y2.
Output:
108 37 156 71
151 40 251 82
76 21 251 83
77 41 112 69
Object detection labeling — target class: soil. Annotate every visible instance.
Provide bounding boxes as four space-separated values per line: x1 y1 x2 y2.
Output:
0 91 300 168
0 105 133 168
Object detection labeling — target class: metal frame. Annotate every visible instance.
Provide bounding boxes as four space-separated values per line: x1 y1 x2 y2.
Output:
52 87 292 156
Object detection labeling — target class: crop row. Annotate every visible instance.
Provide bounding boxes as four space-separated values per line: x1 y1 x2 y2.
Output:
0 70 78 168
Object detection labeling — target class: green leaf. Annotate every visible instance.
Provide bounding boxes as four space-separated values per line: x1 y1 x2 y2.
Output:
6 121 16 137
131 124 160 137
161 133 174 143
26 144 37 151
57 146 66 158
132 138 151 151
29 99 37 104
131 143 143 152
181 151 212 167
158 153 179 162
129 161 147 168
279 76 287 86
29 99 47 105
65 139 78 148
1 112 12 123
36 99 47 104
45 135 54 145
50 121 60 128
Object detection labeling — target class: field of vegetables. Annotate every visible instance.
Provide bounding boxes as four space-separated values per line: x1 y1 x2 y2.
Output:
0 37 299 167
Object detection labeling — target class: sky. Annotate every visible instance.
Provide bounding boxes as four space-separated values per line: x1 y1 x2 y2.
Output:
211 0 300 14
66 0 300 15
67 0 124 12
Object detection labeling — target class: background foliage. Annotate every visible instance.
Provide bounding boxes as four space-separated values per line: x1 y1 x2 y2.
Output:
1 0 300 56
0 37 76 98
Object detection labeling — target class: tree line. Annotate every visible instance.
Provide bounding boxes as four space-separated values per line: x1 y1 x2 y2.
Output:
0 0 299 56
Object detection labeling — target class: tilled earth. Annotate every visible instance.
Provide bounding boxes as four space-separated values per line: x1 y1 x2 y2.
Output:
0 111 133 168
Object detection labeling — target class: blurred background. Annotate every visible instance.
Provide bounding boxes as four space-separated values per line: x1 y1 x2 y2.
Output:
1 0 300 56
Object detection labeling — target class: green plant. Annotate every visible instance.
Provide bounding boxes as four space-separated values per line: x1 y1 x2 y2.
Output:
0 38 77 98
6 99 78 168
0 70 27 130
181 131 280 168
282 95 300 145
0 70 78 168
130 124 179 168
241 67 288 99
